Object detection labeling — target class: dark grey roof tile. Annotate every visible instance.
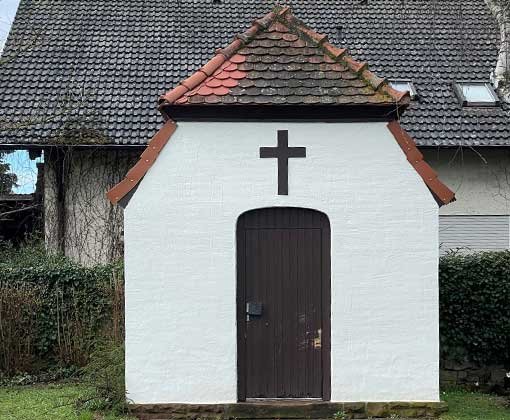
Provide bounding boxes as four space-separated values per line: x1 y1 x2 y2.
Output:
0 0 507 146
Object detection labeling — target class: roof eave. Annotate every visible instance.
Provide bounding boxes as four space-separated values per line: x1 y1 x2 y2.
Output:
159 102 410 122
387 120 456 207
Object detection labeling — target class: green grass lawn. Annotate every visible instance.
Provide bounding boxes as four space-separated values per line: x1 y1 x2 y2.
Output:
441 389 510 420
0 383 134 420
0 384 509 419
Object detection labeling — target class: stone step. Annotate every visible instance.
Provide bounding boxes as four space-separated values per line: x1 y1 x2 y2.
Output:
130 401 447 420
146 418 437 420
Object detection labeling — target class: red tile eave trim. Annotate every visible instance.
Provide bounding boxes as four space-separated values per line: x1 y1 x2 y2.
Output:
106 120 177 205
387 121 456 206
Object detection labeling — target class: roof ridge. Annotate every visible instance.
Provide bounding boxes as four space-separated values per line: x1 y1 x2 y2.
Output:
276 10 409 103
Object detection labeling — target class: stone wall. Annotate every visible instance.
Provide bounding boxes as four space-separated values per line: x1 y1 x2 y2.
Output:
440 359 509 391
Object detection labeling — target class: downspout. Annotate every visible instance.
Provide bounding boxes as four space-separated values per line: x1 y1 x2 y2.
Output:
486 0 510 102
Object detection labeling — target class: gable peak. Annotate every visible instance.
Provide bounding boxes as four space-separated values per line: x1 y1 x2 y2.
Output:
159 6 410 112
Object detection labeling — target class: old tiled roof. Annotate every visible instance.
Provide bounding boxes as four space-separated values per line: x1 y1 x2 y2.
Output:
0 0 508 146
159 7 408 110
106 7 453 209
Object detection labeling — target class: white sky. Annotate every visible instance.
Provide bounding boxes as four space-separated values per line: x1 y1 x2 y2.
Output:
0 0 20 51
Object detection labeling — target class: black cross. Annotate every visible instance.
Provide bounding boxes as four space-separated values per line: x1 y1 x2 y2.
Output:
260 130 306 195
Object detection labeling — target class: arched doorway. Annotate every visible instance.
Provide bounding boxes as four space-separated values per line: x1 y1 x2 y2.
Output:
236 207 331 401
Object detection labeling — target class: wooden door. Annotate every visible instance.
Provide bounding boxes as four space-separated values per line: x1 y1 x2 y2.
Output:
237 207 330 400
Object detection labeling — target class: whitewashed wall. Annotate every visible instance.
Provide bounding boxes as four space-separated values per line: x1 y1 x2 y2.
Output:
124 122 439 404
423 148 510 252
422 148 510 215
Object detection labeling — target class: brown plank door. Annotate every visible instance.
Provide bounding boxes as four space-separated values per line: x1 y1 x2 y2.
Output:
237 207 331 401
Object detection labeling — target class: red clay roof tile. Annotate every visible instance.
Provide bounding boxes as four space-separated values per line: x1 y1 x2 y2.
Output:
222 78 239 88
162 85 188 104
362 69 386 91
197 85 214 96
201 55 227 76
383 85 409 102
344 57 367 74
323 42 347 59
215 71 231 80
206 78 223 88
219 38 244 58
175 96 188 105
230 54 246 64
181 72 207 90
213 86 230 95
106 120 177 205
387 120 455 206
255 11 277 29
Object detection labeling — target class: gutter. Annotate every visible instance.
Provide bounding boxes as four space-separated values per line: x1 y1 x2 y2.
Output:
0 144 146 150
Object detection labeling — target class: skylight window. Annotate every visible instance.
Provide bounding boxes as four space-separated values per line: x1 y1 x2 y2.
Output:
389 80 417 99
454 82 500 107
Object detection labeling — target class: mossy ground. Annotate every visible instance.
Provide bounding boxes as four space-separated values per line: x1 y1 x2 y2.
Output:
0 383 134 420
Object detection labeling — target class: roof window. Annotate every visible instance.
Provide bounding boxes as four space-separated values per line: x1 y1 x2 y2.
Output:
389 80 417 99
454 82 500 107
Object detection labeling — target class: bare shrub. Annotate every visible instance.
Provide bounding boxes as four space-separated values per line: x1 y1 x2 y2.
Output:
0 282 44 375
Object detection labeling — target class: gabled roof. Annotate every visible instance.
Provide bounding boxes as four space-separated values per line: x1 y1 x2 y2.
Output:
0 0 506 146
107 9 455 208
158 6 408 116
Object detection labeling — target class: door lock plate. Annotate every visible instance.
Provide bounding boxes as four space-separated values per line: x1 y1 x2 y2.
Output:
246 302 263 316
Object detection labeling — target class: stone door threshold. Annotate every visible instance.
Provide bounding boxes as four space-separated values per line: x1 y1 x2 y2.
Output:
129 400 448 419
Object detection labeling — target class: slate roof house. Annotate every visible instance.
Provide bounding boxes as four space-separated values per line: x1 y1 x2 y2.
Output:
0 0 509 264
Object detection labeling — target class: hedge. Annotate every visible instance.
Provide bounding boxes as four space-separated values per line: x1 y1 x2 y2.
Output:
1 243 509 376
439 250 510 366
0 243 123 376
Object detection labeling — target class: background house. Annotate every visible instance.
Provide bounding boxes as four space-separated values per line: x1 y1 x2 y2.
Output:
0 0 508 264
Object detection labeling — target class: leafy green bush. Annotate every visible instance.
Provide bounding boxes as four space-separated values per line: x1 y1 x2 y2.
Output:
439 251 510 366
0 242 124 376
78 340 127 414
